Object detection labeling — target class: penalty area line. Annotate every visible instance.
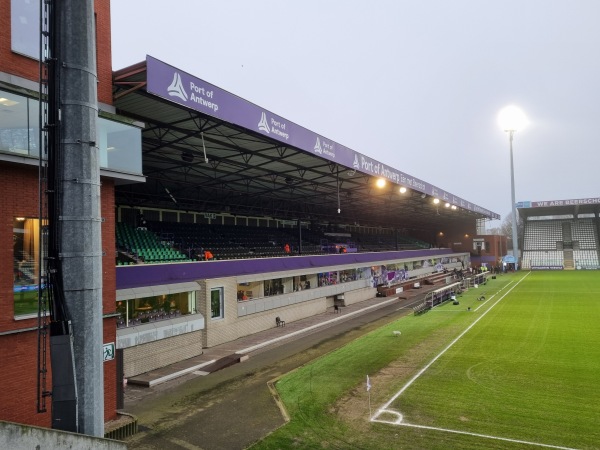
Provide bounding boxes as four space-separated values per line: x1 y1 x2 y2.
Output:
397 422 578 450
371 272 530 423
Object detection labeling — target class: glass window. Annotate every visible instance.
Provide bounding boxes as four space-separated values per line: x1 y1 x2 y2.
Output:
318 272 338 287
0 89 141 174
11 0 40 60
13 217 45 316
292 275 307 292
0 90 39 157
115 291 197 328
210 287 224 319
356 267 370 281
28 96 40 156
264 278 284 296
339 269 357 283
98 117 142 174
237 281 261 301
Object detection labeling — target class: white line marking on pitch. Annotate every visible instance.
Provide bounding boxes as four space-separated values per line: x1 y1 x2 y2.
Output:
372 275 526 421
368 273 568 448
396 422 578 450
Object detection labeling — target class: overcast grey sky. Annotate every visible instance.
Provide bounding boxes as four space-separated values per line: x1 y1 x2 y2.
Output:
111 1 600 229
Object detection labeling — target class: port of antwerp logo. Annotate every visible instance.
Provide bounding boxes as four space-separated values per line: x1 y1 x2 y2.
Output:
168 72 188 101
314 137 323 154
258 112 270 134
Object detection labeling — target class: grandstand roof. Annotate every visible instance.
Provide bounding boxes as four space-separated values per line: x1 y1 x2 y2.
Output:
112 56 499 233
517 198 600 219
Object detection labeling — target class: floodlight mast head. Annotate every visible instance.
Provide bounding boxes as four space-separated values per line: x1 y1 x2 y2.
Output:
498 105 529 133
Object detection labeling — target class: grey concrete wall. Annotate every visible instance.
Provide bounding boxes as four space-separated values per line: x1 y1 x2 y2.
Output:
340 286 377 306
198 276 378 348
123 330 203 378
0 421 126 450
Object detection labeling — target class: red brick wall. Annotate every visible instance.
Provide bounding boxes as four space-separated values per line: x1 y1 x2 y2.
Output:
95 0 113 105
0 331 51 427
0 163 38 327
0 162 118 424
0 0 113 106
0 163 51 427
101 178 118 421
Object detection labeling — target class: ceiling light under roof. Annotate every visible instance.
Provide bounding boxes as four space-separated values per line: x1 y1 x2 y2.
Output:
0 97 19 107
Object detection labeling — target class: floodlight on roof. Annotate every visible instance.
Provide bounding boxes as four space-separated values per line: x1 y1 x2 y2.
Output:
399 186 407 194
433 198 440 204
376 178 386 188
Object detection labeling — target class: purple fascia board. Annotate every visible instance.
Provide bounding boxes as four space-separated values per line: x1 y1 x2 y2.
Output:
116 248 454 290
145 55 498 220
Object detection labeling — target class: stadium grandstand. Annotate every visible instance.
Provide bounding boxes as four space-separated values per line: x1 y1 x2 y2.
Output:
108 55 502 382
8 0 598 441
518 198 600 270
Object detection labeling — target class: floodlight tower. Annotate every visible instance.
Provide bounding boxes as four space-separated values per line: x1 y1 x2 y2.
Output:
498 105 528 269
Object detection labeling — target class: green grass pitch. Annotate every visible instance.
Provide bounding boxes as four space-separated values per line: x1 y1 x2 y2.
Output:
254 271 600 449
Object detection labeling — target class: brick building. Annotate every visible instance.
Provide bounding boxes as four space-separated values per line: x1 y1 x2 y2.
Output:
0 0 142 428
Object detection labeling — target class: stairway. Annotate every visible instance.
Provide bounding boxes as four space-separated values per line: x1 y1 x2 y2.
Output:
563 249 574 270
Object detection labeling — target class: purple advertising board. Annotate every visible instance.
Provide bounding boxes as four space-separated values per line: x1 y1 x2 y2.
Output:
145 55 499 220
